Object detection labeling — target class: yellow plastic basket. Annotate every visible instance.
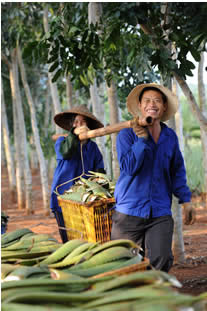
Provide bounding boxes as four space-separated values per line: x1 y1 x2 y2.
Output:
58 197 115 243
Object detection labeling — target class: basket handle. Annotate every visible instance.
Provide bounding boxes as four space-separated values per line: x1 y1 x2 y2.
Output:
58 225 84 239
54 172 96 196
54 143 96 196
55 175 83 196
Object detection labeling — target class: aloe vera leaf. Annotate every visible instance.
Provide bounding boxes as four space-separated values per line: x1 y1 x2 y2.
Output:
40 239 87 265
63 242 98 260
1 228 33 246
69 246 134 271
84 285 173 308
77 239 140 262
1 302 74 311
3 290 106 304
92 270 181 293
1 264 20 280
4 266 50 281
48 249 94 268
67 260 126 277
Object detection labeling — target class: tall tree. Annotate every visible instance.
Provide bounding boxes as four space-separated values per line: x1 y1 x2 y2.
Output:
1 77 16 201
59 3 73 109
171 80 186 263
43 4 62 134
88 3 107 166
11 48 33 213
88 2 117 177
2 50 30 211
198 52 207 198
160 3 186 263
106 81 120 179
17 45 50 215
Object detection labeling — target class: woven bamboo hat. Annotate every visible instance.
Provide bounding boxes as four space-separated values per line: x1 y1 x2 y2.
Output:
127 83 178 121
54 105 104 131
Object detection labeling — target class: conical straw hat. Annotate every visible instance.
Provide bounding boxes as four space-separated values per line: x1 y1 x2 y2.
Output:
54 105 104 131
127 83 178 121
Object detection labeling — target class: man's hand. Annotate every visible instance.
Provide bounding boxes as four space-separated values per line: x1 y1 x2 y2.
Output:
131 117 148 139
182 202 196 225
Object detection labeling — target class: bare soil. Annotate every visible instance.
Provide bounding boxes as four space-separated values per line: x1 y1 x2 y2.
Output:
1 167 207 295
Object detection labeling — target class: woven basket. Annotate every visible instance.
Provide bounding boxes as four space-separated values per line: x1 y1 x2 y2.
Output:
58 197 115 243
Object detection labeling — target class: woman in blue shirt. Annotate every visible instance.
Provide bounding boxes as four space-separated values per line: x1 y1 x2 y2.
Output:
51 105 105 243
111 83 195 272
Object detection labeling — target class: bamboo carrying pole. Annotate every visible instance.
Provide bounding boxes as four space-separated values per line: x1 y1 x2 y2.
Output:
52 116 153 141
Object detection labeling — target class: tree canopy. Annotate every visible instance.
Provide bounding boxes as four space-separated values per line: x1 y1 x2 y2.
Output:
35 3 207 86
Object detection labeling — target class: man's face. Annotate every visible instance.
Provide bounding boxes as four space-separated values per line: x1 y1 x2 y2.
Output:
73 115 87 128
138 90 167 121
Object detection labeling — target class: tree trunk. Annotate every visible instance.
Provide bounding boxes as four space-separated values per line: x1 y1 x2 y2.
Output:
29 135 39 171
44 87 51 137
13 100 25 210
88 2 107 170
1 132 6 167
88 2 120 179
1 77 16 202
161 5 186 263
10 48 33 214
166 90 185 263
198 52 207 202
17 46 50 215
174 72 207 131
173 80 185 155
89 81 107 170
60 3 73 110
66 74 73 108
172 197 185 263
106 80 120 180
171 78 185 263
9 52 25 210
43 5 62 134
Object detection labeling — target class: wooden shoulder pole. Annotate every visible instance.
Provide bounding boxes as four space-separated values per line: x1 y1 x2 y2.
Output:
52 117 153 141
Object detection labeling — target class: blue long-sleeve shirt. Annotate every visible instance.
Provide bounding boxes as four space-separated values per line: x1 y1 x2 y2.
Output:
50 136 104 212
114 123 191 218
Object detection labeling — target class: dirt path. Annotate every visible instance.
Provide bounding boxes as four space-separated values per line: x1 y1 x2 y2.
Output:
1 167 207 295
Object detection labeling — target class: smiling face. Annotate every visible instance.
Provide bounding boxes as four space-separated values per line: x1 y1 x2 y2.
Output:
138 89 167 121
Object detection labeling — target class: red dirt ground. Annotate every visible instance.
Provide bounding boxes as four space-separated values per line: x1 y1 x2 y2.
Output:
1 167 207 295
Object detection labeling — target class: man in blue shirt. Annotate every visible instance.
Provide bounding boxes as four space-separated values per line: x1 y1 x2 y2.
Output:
51 105 105 243
111 83 195 272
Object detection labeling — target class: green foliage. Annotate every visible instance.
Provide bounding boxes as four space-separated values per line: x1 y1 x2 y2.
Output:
1 3 44 59
33 2 207 93
4 2 206 90
185 143 204 194
38 3 103 87
135 2 207 79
